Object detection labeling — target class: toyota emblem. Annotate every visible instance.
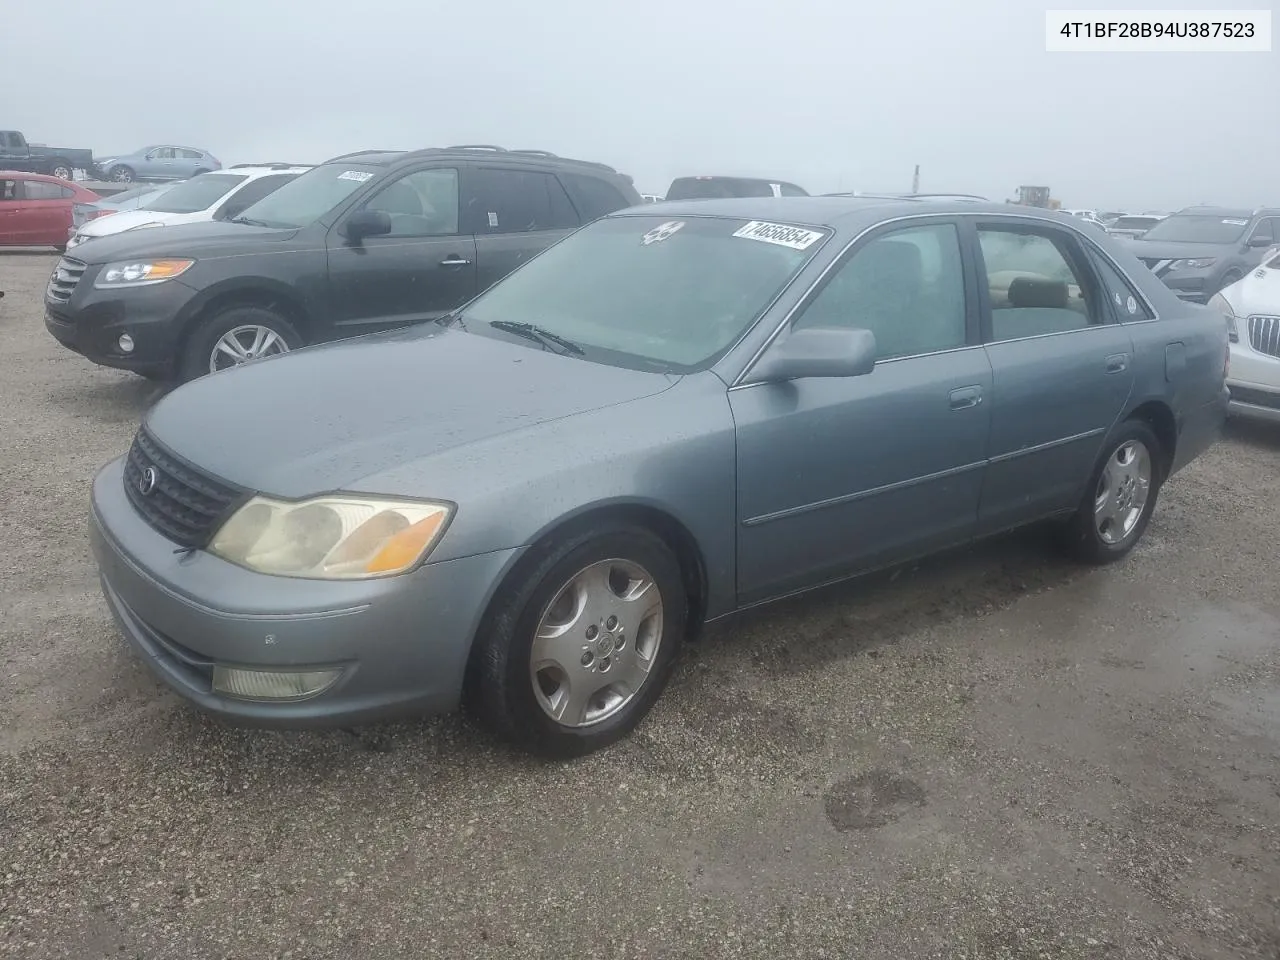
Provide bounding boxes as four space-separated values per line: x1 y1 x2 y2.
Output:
138 466 158 496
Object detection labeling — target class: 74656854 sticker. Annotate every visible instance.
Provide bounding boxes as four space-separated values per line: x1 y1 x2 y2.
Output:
732 221 824 250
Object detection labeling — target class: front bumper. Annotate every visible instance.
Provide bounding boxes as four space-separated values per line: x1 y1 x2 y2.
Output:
45 268 196 376
1227 338 1280 424
90 457 522 727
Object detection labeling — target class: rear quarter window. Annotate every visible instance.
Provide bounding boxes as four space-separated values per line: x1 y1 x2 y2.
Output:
1088 250 1154 321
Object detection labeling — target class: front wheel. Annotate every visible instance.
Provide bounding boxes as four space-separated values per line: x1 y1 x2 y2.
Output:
1063 420 1163 564
109 165 134 183
469 525 687 757
179 305 300 383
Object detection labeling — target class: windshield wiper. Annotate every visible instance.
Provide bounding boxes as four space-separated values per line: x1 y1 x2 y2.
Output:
230 216 273 227
487 320 583 356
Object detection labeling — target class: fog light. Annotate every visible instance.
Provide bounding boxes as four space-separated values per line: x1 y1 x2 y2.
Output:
117 333 135 353
212 666 341 701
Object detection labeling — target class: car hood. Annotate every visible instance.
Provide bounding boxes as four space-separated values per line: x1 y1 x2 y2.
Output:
69 219 299 262
144 324 680 498
1220 265 1280 315
1119 238 1231 260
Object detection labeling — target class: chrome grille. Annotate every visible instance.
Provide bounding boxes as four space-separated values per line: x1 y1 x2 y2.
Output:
123 427 246 547
46 256 87 303
1247 315 1280 359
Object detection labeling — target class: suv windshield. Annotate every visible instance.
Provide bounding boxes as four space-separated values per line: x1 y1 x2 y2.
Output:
462 214 828 371
235 164 374 229
140 174 247 214
1141 214 1250 244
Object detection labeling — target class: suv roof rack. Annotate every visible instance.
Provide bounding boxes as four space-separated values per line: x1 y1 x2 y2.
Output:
390 144 619 175
324 150 406 163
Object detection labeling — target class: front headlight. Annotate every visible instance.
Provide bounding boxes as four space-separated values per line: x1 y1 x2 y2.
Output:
93 258 194 288
1207 292 1238 342
1169 257 1217 270
208 495 453 580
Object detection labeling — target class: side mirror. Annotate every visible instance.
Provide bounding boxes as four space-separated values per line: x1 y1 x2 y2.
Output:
1247 234 1273 248
744 326 877 384
343 208 391 242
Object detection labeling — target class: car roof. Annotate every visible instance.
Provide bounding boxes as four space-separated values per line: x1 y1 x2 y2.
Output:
221 165 312 177
0 169 71 183
610 195 1058 229
320 144 625 177
1175 205 1280 218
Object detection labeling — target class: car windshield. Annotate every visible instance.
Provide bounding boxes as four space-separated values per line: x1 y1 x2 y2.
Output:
140 174 247 214
1141 214 1250 244
460 214 828 372
234 165 374 228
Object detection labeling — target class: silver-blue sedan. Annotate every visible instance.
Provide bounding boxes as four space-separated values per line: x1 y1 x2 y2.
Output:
89 197 1229 756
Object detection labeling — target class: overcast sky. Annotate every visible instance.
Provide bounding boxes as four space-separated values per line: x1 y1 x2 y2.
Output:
2 0 1274 210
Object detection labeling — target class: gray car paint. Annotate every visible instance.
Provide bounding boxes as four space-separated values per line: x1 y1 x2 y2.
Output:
91 197 1228 728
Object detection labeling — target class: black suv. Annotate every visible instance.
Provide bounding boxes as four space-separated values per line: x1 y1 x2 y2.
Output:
45 145 641 381
1122 205 1280 302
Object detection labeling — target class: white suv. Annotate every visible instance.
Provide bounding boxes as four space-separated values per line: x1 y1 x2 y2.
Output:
66 165 311 249
1211 245 1280 423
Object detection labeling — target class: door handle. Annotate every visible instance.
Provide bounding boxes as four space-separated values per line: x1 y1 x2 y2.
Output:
1104 353 1130 374
440 256 472 267
949 385 983 410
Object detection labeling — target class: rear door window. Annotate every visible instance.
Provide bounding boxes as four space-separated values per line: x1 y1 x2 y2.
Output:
560 173 632 221
977 226 1102 341
23 180 68 200
464 168 580 234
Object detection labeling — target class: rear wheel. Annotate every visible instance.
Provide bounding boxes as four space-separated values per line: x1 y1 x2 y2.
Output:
1063 419 1163 564
50 161 73 180
469 525 686 757
179 305 300 382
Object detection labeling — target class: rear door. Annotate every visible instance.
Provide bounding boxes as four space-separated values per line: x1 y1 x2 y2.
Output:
20 179 74 244
325 165 477 335
462 166 581 293
971 218 1135 535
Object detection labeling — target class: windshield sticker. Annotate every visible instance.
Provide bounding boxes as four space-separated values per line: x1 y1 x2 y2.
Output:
641 220 685 245
337 170 373 182
732 220 824 250
1221 218 1248 226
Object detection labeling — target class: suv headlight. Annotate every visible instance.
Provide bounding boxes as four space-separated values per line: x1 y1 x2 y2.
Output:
94 258 194 288
1207 292 1238 342
208 495 453 579
1169 257 1217 271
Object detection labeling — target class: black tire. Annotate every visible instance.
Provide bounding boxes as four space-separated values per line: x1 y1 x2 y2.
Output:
110 165 134 183
469 524 687 758
178 305 301 383
49 161 73 180
1062 419 1164 565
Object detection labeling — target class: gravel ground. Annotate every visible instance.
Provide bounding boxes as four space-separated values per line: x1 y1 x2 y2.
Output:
2 251 1279 959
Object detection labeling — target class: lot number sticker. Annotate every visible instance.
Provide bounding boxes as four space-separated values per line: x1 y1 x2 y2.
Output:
732 221 824 250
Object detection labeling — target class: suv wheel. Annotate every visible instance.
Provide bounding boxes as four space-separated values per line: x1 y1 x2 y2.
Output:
180 305 301 382
469 524 686 757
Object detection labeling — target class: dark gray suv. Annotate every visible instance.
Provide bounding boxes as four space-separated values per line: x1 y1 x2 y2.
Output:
45 145 641 382
1123 205 1280 302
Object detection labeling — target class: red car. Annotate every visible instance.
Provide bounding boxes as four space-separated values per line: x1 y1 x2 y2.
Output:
0 171 99 251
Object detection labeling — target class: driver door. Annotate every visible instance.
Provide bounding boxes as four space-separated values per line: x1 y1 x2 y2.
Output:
324 166 478 336
730 220 991 604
